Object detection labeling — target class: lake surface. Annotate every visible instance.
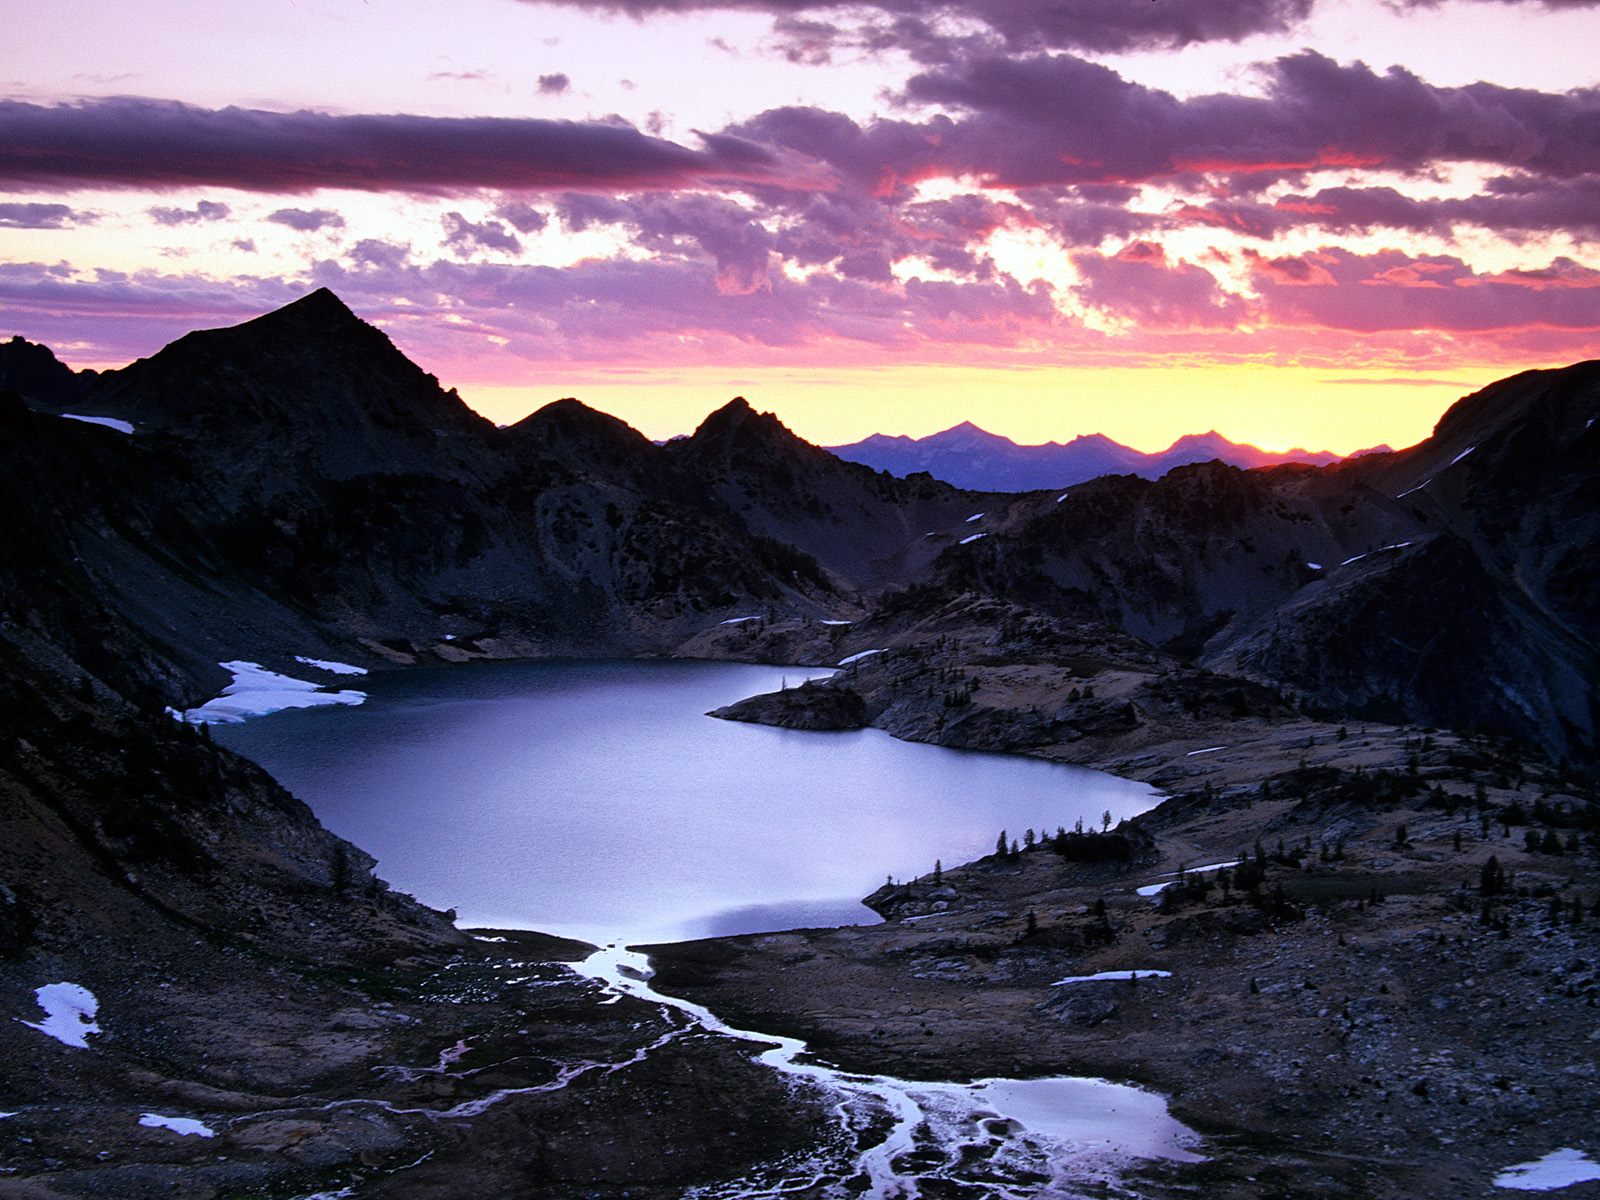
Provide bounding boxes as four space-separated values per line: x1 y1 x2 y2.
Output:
217 659 1160 944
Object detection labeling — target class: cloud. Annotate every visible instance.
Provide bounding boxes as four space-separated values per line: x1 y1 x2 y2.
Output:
1249 247 1600 333
0 97 795 195
267 207 346 232
519 0 1321 54
537 72 571 94
443 211 522 255
494 201 549 232
148 199 230 225
0 202 95 229
1074 242 1251 329
876 50 1600 191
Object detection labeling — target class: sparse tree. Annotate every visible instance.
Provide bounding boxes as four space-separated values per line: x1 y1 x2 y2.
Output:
996 830 1008 859
1101 809 1112 832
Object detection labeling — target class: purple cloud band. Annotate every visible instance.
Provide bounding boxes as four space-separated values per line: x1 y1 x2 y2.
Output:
522 0 1596 55
0 97 785 194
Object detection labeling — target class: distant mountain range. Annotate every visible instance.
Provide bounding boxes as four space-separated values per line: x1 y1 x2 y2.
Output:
828 422 1392 491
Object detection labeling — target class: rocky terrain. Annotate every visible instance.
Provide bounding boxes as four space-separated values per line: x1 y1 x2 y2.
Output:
648 724 1600 1198
1 291 1597 1197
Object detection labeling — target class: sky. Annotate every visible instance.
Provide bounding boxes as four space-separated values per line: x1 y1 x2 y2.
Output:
2 0 1597 451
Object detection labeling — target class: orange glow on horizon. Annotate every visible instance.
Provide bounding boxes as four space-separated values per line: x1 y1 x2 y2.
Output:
461 363 1494 455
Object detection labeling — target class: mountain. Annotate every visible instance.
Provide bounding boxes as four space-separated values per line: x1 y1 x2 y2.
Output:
664 398 995 587
828 420 1385 492
0 333 95 409
906 362 1599 760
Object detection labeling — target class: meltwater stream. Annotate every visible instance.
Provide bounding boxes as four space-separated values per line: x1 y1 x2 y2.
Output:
572 946 1204 1199
213 657 1203 1195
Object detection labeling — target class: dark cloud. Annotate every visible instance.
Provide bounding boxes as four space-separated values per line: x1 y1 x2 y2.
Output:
0 202 95 229
537 72 572 94
1249 247 1600 333
519 0 1319 54
443 212 523 255
876 50 1600 190
494 201 550 232
555 191 775 292
1170 175 1600 240
148 199 230 225
267 207 346 232
0 97 791 194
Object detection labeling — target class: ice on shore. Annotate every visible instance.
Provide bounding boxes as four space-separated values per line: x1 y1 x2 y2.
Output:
61 413 135 434
1494 1148 1600 1191
17 982 100 1049
1051 970 1172 986
139 1113 216 1138
293 656 367 676
181 660 366 724
838 649 886 666
959 532 987 545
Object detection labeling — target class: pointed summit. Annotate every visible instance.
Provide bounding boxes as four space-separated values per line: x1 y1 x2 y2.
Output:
82 290 495 493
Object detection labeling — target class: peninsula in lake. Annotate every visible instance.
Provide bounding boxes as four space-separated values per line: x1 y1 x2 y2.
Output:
0 291 1597 1198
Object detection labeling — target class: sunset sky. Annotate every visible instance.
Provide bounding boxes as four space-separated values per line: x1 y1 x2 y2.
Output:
3 0 1597 451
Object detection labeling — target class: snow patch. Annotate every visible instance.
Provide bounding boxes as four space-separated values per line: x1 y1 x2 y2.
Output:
1184 746 1225 756
293 656 367 676
1056 493 1069 503
181 660 366 724
1136 860 1241 898
820 619 853 626
1396 478 1432 499
18 982 100 1049
0 1111 17 1119
1305 562 1323 570
1449 445 1476 466
719 616 761 625
838 649 886 667
1494 1148 1600 1191
1340 541 1412 566
965 512 985 522
1051 970 1172 986
61 413 134 434
139 1113 215 1138
959 532 987 545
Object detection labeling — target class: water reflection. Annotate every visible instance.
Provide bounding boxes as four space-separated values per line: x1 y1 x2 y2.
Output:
217 659 1159 944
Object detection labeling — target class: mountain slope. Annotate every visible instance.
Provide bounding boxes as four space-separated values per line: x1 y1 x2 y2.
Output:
664 397 999 588
909 363 1600 759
